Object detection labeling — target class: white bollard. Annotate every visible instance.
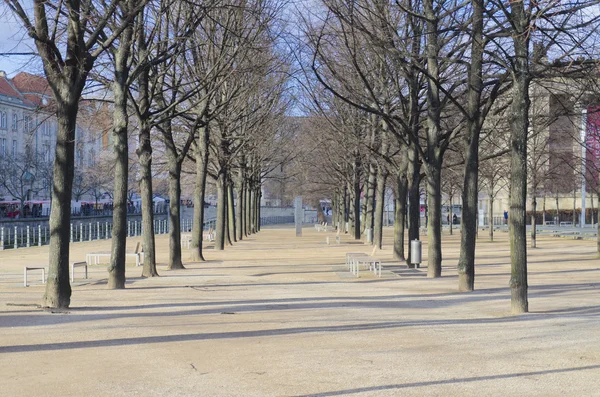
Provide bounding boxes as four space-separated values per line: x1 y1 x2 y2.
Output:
89 223 92 241
0 227 4 250
14 226 17 249
26 226 30 247
97 222 100 240
106 222 109 239
80 223 83 242
38 225 42 247
128 221 131 236
70 223 73 242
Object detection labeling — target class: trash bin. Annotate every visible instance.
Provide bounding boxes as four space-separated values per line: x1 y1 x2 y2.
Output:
410 240 422 268
366 228 373 243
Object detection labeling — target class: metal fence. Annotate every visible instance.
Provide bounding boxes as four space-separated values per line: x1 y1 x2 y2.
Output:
0 217 217 250
260 216 294 225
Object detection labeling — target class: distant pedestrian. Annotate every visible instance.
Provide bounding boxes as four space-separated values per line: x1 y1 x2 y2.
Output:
504 210 508 224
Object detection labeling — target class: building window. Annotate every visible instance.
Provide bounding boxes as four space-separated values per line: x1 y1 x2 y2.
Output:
0 138 6 156
24 115 32 132
43 144 50 162
0 112 6 129
11 113 18 131
12 140 17 159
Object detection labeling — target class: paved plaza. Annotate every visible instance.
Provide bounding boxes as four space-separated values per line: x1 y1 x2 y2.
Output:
0 226 599 396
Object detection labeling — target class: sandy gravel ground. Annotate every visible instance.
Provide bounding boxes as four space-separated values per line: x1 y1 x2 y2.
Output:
0 225 599 397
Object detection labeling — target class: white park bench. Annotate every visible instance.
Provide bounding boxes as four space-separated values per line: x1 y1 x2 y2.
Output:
181 230 215 249
345 248 382 278
23 266 47 287
86 252 143 267
86 243 144 267
70 261 88 282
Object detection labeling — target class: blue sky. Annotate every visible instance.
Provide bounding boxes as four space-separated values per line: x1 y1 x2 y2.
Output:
0 11 42 76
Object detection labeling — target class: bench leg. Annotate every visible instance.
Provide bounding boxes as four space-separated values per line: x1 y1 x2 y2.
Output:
24 268 27 287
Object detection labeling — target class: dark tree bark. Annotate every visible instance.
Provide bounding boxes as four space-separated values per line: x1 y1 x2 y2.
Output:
235 171 244 241
215 175 227 250
167 159 185 269
425 161 443 278
245 183 252 236
44 104 78 305
407 144 421 268
489 195 495 241
531 197 537 248
507 0 530 313
108 21 135 289
373 167 386 250
256 187 261 231
457 0 484 292
250 184 256 234
224 181 233 246
422 0 444 279
228 180 237 243
191 126 209 261
353 154 361 240
394 165 408 261
340 185 347 234
364 162 376 238
138 121 157 277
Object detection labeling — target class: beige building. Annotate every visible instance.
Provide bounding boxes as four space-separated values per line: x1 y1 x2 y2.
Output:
0 71 106 205
476 79 599 226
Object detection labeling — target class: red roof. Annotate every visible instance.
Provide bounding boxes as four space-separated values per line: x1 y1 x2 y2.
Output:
0 74 31 105
0 72 52 108
12 72 51 95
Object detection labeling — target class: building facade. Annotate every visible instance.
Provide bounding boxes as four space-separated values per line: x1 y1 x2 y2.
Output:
0 71 105 212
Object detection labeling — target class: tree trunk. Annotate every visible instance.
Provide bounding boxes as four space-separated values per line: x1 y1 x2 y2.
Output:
215 176 227 250
138 123 157 277
167 159 184 269
373 169 386 249
347 182 354 236
426 163 443 278
256 187 261 231
543 195 546 225
364 163 376 238
394 171 408 261
42 103 77 307
556 194 559 223
245 184 252 236
236 175 244 241
407 144 421 268
489 196 494 241
250 186 256 234
457 0 485 292
331 193 338 227
107 47 130 289
353 160 361 240
531 197 537 248
190 127 209 262
573 189 577 225
225 182 233 246
508 3 530 313
341 186 347 234
449 196 453 236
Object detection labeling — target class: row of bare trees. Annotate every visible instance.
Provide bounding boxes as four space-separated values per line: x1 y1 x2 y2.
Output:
3 0 293 308
293 0 600 313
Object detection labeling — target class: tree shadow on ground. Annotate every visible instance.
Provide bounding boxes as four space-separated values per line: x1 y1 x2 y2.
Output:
294 364 600 396
2 282 598 328
2 312 600 354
